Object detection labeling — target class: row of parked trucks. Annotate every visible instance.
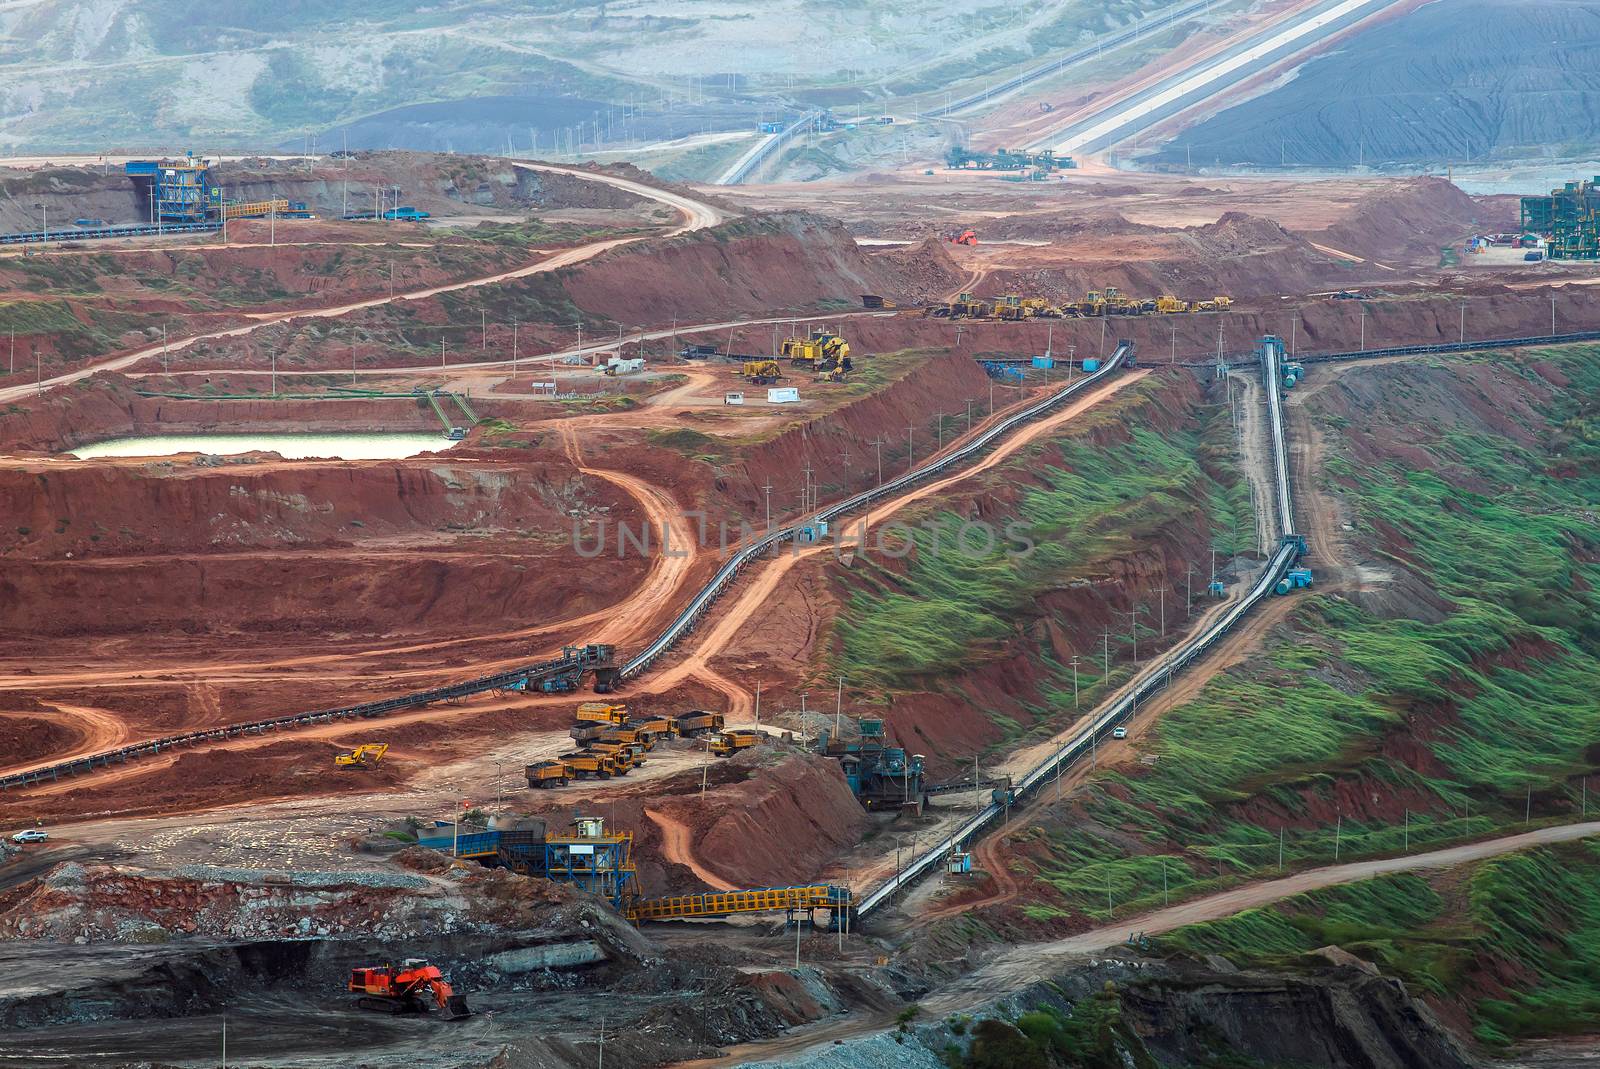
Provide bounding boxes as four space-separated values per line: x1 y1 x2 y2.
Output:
930 289 1233 320
524 704 761 787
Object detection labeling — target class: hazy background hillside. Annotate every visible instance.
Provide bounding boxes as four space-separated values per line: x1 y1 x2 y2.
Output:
0 0 1175 154
1157 0 1600 169
7 0 1600 179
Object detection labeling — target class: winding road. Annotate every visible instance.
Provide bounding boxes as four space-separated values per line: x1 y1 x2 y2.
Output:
0 164 723 406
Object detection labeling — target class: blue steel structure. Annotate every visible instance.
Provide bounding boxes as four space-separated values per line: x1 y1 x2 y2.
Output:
125 154 223 222
818 718 925 810
415 816 636 909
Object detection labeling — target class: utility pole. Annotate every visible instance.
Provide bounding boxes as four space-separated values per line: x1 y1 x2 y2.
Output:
512 319 519 371
1113 606 1146 664
482 309 487 351
1069 656 1080 711
871 436 884 485
1551 295 1558 336
1185 564 1196 616
1359 311 1367 352
1334 813 1341 860
906 426 914 471
762 479 773 537
1459 302 1466 344
271 350 276 398
1102 630 1112 680
755 680 762 729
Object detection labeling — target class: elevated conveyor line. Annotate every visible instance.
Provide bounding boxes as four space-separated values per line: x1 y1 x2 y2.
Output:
425 391 453 431
1259 334 1296 540
857 336 1302 918
619 344 1134 679
451 393 479 424
0 645 614 791
0 350 1131 793
715 110 822 186
1165 329 1600 371
627 883 853 922
1 220 221 245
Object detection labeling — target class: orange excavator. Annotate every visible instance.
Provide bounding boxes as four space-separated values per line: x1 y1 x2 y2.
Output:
948 228 978 246
348 959 472 1020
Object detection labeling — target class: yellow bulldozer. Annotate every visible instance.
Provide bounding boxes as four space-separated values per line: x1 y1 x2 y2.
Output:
743 359 783 384
334 743 389 769
1155 295 1190 314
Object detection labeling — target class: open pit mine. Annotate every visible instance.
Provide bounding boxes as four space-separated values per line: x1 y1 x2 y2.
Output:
3 20 1600 1066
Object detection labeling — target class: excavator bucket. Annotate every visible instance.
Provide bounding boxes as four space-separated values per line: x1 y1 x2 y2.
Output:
439 993 473 1021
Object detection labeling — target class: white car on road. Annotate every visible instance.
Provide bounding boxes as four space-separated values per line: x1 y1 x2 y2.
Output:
10 829 47 844
1111 727 1128 740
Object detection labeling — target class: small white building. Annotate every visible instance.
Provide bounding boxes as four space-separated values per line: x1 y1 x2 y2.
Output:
724 391 745 406
767 387 800 404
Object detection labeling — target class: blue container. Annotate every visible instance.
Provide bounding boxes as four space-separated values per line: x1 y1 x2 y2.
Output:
1274 579 1292 596
1082 358 1102 372
1031 355 1054 369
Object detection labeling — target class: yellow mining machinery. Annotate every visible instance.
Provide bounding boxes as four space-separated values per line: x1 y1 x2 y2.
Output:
334 743 389 769
929 289 1234 320
576 702 629 724
780 330 851 372
708 729 763 757
743 359 783 384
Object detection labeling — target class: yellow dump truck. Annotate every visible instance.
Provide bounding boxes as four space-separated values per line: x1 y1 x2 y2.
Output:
627 716 680 740
576 702 629 724
709 729 763 757
599 727 655 752
525 760 571 788
676 710 725 737
559 751 620 779
585 742 638 773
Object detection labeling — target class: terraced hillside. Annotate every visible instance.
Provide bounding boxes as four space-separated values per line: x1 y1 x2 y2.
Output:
928 345 1600 976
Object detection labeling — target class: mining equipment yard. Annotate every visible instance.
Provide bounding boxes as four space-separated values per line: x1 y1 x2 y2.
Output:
1 132 1598 1069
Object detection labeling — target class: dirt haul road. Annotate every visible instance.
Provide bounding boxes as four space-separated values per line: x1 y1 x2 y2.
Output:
0 164 723 406
684 821 1600 1068
0 372 1146 799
